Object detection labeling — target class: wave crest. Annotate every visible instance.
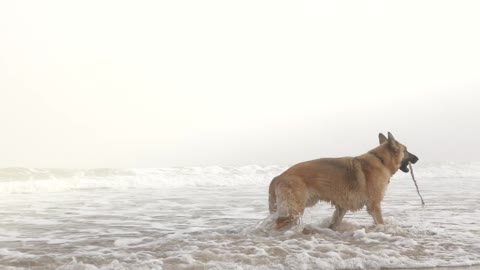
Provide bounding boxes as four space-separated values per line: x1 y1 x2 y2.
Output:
0 162 479 194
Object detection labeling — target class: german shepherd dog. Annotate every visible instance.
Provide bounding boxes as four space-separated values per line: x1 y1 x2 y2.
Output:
268 132 419 230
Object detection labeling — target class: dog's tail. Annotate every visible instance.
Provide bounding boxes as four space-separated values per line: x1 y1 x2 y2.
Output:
268 177 278 213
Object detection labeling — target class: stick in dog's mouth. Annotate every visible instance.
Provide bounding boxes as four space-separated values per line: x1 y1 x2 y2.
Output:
408 162 425 207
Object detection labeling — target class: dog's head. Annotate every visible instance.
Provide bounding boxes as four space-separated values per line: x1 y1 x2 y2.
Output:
379 132 419 173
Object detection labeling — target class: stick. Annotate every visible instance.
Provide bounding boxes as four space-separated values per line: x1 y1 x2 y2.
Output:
409 162 425 207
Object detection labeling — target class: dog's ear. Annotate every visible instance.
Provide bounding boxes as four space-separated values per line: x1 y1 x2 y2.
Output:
387 132 399 151
379 133 387 145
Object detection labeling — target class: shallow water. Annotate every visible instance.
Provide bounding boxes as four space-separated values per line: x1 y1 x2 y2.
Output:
0 163 479 269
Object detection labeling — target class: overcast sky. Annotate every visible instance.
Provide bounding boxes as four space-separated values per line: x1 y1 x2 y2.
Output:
1 1 479 168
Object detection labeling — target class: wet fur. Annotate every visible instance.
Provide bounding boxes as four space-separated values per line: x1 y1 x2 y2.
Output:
268 132 418 230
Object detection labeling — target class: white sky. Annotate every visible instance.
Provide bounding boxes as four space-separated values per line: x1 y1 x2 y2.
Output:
1 1 479 168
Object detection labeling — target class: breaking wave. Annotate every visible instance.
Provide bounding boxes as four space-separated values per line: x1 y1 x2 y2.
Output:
0 162 479 194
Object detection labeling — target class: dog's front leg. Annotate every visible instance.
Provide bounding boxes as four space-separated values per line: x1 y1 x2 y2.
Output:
367 202 384 225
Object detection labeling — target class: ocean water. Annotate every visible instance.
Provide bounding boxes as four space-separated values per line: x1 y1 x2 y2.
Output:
0 162 479 270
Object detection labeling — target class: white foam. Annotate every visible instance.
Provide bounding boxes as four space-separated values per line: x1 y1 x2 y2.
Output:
113 238 144 247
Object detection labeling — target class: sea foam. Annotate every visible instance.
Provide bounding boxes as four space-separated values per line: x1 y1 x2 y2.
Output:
1 163 479 269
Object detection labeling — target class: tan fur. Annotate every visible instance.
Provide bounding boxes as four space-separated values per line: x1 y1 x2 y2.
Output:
268 132 411 230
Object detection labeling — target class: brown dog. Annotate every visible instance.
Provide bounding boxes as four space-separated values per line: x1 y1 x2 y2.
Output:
268 132 419 230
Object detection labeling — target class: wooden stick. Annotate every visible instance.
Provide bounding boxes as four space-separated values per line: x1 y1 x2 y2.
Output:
409 162 425 207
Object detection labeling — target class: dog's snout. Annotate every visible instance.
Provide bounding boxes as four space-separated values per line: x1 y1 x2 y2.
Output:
409 153 419 164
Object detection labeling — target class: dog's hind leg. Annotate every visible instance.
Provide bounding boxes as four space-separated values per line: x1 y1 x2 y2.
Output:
274 176 307 230
328 206 347 230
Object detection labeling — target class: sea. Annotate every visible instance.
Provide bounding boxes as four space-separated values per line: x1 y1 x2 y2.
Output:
1 162 479 270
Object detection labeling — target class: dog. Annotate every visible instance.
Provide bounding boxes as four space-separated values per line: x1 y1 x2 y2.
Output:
268 132 419 230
